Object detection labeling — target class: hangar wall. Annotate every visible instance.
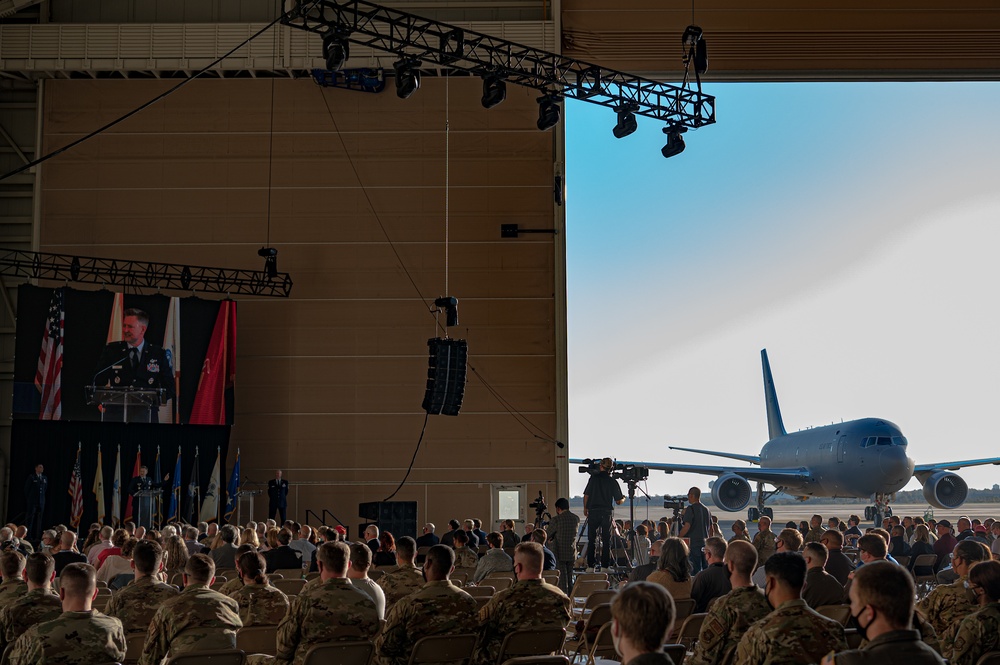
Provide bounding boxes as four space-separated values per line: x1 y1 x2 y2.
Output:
35 76 566 533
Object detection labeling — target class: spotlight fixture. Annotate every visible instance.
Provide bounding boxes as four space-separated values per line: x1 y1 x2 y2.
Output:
481 75 506 109
612 104 639 139
257 247 278 279
536 96 561 131
682 25 709 75
434 296 459 327
322 32 350 71
393 59 421 99
661 125 687 159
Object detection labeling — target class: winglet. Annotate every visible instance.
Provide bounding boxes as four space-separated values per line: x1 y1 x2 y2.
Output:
762 349 787 439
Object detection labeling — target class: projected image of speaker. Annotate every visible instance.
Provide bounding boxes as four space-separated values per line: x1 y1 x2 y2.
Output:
421 337 467 416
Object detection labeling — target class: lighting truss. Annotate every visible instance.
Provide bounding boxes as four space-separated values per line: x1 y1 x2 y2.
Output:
0 248 293 298
283 0 716 129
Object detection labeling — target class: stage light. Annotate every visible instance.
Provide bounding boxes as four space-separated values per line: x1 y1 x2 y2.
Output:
393 59 421 99
612 106 638 139
481 75 506 109
661 125 687 159
257 247 278 279
322 32 350 71
536 96 561 131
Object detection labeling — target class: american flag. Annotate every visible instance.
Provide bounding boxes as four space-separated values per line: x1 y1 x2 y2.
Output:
69 444 84 528
35 288 65 420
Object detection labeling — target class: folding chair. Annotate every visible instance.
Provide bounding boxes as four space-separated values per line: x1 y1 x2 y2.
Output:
273 578 306 596
541 571 560 586
815 604 851 626
572 589 616 620
574 573 608 583
675 613 707 650
124 632 147 664
564 603 612 663
501 657 570 665
303 641 374 665
484 577 513 592
583 622 616 665
893 555 910 568
912 554 938 585
163 650 245 665
484 572 517 584
568 580 610 609
407 634 478 665
466 586 495 598
497 628 567 663
370 569 386 582
273 568 304 580
236 626 278 656
662 644 686 665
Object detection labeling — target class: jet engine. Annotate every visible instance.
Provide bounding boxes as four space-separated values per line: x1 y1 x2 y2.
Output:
711 473 753 512
922 470 969 509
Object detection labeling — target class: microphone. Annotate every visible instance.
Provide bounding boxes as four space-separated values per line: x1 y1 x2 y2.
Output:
92 356 129 386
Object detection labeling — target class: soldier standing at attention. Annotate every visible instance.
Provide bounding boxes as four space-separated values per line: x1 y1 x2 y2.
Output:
275 541 379 665
139 553 243 665
23 465 47 542
268 470 289 524
376 536 422 613
474 542 572 665
106 540 180 632
734 552 846 665
375 545 478 665
8 562 125 665
0 552 62 650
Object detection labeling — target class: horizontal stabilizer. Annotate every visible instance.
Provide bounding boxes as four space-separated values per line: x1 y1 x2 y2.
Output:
669 446 760 465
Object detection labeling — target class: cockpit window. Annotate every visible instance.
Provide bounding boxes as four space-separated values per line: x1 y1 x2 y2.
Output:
861 437 874 448
892 436 908 446
877 436 892 446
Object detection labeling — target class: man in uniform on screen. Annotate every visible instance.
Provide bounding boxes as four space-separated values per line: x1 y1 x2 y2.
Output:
93 308 174 423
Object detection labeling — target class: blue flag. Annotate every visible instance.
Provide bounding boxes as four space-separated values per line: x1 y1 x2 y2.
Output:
225 450 240 524
153 446 162 526
186 447 200 524
167 450 182 523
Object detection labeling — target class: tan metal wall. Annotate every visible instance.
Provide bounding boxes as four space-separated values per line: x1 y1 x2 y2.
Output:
36 77 563 532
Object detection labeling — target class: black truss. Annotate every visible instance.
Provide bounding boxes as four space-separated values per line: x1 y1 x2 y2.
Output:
0 249 293 298
283 0 715 128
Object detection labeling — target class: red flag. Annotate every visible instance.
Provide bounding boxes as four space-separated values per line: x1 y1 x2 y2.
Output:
35 288 65 420
123 449 141 524
68 444 84 528
190 301 236 425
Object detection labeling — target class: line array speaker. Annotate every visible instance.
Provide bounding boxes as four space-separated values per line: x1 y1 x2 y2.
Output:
421 337 467 416
358 501 417 539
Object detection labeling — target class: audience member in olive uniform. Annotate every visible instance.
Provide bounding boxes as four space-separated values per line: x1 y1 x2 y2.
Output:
609 582 678 665
229 551 289 626
376 536 423 612
8 563 126 665
944 559 1000 665
734 552 847 665
0 552 28 611
375 545 478 665
804 514 826 544
275 541 379 665
751 516 777 570
474 542 572 665
139 553 243 665
106 540 180 633
916 540 988 642
452 530 479 569
218 544 256 597
0 552 61 650
802 542 846 609
688 540 771 665
821 561 944 665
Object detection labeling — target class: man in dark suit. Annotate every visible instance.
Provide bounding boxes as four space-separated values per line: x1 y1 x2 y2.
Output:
268 469 289 523
93 308 174 423
264 528 303 573
416 523 440 548
24 464 47 541
127 465 169 530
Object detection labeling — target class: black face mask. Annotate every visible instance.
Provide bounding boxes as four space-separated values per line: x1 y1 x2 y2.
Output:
849 607 874 641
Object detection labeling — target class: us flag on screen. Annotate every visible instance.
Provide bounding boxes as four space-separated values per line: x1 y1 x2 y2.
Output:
34 288 65 420
69 444 84 528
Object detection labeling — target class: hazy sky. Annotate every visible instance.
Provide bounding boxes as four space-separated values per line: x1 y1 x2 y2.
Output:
565 82 1000 502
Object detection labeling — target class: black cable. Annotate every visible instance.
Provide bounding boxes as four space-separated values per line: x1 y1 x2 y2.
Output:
382 412 429 502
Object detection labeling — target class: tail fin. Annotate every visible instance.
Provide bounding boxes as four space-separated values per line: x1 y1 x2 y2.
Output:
761 349 786 439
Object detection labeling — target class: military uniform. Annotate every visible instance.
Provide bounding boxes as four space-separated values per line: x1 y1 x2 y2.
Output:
752 530 777 568
733 598 847 665
455 547 479 569
0 587 62 649
230 582 289 626
804 526 826 544
218 576 244 597
474 578 572 665
138 583 243 665
275 577 379 665
375 580 479 665
105 575 181 633
916 575 975 639
834 629 945 665
0 579 27 611
8 610 126 665
687 585 772 665
944 601 1000 665
377 564 424 611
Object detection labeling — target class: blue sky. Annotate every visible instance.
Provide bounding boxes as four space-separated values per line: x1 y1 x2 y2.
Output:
565 82 1000 499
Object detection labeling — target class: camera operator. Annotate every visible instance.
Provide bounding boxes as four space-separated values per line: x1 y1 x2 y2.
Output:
679 486 713 575
583 458 626 571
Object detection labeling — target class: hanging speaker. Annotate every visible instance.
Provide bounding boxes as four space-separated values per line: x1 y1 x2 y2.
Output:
422 337 467 416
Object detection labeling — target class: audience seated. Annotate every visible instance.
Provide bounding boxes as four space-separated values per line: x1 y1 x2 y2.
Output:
346 543 386 619
51 531 88 576
376 536 421 613
230 551 289 626
0 551 27 610
473 532 513 583
0 552 62 650
917 539 990 649
691 537 732 613
802 542 846 608
946 559 1000 665
647 537 693 601
452 529 479 569
609 581 678 665
264 528 303 573
752 528 803 587
106 540 180 633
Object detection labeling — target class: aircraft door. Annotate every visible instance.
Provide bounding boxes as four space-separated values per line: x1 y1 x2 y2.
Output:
837 435 847 462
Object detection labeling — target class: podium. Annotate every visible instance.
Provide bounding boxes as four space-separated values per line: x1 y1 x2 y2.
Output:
86 386 165 423
235 489 262 525
133 488 159 529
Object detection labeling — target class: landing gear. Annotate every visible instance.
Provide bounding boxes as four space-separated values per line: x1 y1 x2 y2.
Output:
749 483 781 522
866 492 894 526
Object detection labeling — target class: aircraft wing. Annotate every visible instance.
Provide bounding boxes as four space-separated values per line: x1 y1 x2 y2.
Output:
668 446 761 465
913 457 1000 473
570 458 812 487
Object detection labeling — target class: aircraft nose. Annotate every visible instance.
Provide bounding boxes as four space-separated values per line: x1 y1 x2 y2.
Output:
879 448 914 483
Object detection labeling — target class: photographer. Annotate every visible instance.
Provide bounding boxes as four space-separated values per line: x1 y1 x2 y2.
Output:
583 458 626 571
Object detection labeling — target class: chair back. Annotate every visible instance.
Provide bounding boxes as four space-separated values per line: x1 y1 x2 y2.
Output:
451 571 472 586
485 577 513 592
370 569 386 582
569 579 610 603
235 626 278 656
815 604 851 626
541 571 560 586
574 573 608 583
582 589 616 611
497 628 566 662
163 649 245 665
586 622 617 665
124 632 147 664
912 554 939 584
274 578 306 596
499 657 569 665
662 644 686 665
893 555 910 568
672 598 696 624
466 586 495 598
407 634 477 665
303 641 374 665
96 586 113 596
975 652 1000 665
273 568 304 580
844 628 863 650
676 612 708 648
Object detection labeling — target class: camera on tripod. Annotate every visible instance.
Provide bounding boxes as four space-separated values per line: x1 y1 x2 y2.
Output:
528 491 551 526
663 495 687 513
576 458 649 484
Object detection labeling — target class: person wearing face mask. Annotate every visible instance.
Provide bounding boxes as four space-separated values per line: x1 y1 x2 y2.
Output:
946 559 1000 665
752 528 802 588
820 560 944 665
916 539 990 641
733 552 846 665
608 581 678 665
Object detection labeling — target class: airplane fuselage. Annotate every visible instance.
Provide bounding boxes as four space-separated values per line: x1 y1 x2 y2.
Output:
759 417 915 498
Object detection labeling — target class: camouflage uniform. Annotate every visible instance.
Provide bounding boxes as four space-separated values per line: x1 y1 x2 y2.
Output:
728 533 752 544
375 580 479 665
455 548 479 569
230 582 290 626
916 575 975 640
0 587 62 650
377 564 424 610
8 610 126 665
275 577 379 665
687 585 772 665
733 598 847 665
944 601 1000 665
218 576 244 597
752 531 777 568
105 575 181 633
474 578 572 665
804 526 826 544
138 583 243 665
0 579 27 611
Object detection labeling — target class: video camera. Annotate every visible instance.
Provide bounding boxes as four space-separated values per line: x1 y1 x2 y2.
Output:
577 458 649 484
528 491 551 527
663 495 687 515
